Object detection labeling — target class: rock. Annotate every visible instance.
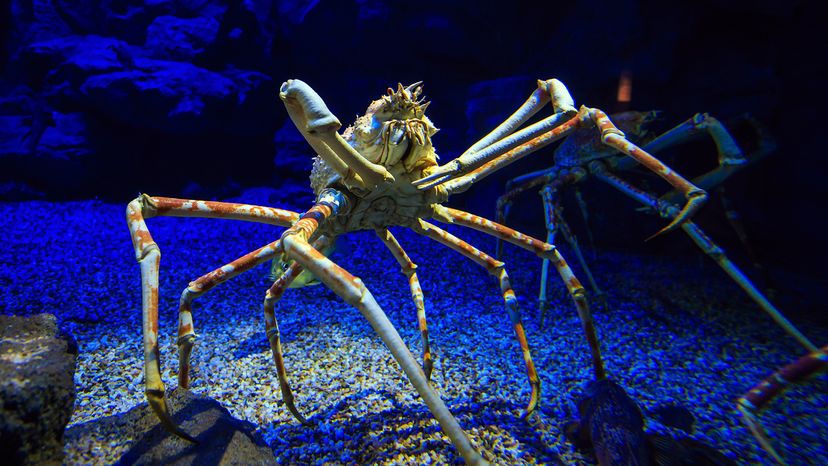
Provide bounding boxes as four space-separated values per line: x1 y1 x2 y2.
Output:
65 388 276 465
0 87 98 197
0 313 78 466
144 15 221 62
76 54 275 134
20 34 276 134
6 0 72 54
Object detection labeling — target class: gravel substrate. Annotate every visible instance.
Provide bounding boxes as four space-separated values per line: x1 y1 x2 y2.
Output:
1 192 825 465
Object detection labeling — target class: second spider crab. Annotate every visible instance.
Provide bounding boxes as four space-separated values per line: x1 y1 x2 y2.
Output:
128 78 713 463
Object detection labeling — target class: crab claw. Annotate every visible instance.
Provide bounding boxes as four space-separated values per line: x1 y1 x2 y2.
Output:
412 160 463 189
646 188 707 241
147 389 199 443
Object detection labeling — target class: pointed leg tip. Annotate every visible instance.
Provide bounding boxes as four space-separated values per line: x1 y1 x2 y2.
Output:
291 409 310 426
645 217 684 241
521 383 541 420
147 389 198 443
175 429 199 444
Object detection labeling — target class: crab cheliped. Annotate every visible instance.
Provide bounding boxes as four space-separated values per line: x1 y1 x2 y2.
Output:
129 78 728 463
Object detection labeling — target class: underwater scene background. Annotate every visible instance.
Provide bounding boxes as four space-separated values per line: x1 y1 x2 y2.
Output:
1 1 826 465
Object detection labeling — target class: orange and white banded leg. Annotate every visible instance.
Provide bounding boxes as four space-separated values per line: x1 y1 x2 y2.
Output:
434 206 606 381
262 254 322 425
176 239 289 389
261 235 332 424
375 228 434 380
126 194 298 442
737 345 827 464
413 220 540 416
281 190 486 465
589 108 707 239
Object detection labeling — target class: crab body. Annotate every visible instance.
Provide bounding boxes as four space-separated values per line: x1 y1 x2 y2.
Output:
306 84 448 235
553 110 659 167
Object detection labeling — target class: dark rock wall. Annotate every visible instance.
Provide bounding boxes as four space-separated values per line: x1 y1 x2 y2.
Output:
0 0 824 275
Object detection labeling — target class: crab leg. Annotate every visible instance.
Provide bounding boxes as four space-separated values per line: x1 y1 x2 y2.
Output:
572 188 596 255
589 162 817 352
127 195 298 442
588 108 708 239
412 220 540 416
608 114 775 291
262 236 331 426
737 344 827 464
280 190 486 465
280 79 395 190
537 188 557 327
414 79 577 190
495 167 559 259
433 206 606 381
176 240 287 388
375 228 434 380
539 184 606 325
614 113 776 205
443 114 583 194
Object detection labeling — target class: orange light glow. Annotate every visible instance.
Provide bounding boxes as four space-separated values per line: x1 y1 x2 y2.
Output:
617 70 632 103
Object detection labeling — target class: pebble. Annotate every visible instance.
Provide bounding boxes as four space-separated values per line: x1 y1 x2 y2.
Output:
2 201 819 466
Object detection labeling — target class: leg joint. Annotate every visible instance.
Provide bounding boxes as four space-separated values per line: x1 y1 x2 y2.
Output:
177 334 196 347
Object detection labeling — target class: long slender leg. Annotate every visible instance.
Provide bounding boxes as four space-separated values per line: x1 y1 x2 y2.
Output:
737 344 827 464
573 187 596 255
495 168 556 259
414 79 577 190
540 185 607 318
589 108 707 238
537 186 560 326
624 113 772 202
412 220 541 417
441 115 582 194
281 190 486 465
177 240 289 388
262 236 334 425
555 202 606 306
126 195 297 442
589 162 817 352
375 228 434 380
432 207 606 381
614 114 776 291
642 115 776 292
262 249 317 427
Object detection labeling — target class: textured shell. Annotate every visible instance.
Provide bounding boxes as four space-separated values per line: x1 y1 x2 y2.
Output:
310 83 439 195
554 110 660 167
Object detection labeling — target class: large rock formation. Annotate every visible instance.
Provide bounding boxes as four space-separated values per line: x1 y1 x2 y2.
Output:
65 388 277 465
0 313 78 466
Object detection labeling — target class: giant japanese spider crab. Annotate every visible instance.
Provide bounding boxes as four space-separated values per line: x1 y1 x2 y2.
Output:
492 110 817 354
127 78 714 464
